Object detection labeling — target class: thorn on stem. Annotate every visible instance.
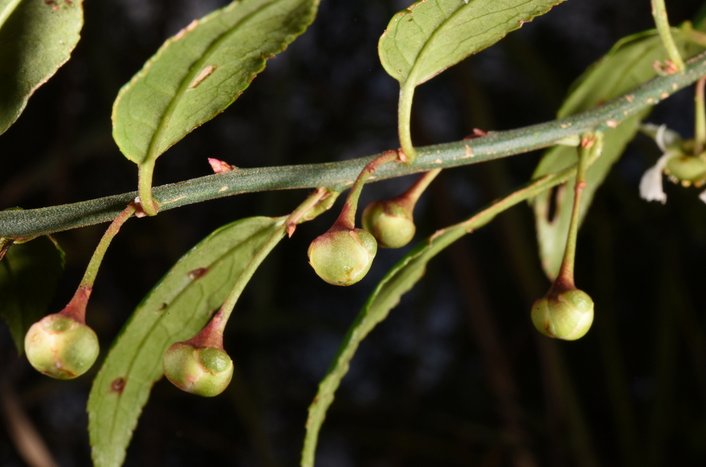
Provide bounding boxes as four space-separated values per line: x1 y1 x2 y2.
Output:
208 158 237 173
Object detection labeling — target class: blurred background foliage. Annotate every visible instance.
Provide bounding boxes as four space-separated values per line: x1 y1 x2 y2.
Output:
2 0 706 466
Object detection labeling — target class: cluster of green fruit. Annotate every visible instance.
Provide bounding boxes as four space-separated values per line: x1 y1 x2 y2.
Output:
308 151 427 286
23 142 602 398
308 196 417 286
22 204 234 397
306 147 596 343
24 293 233 397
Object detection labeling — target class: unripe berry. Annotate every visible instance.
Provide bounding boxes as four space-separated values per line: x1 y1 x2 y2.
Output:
362 200 416 249
308 227 377 286
25 314 99 379
531 289 594 341
665 155 706 183
163 342 234 397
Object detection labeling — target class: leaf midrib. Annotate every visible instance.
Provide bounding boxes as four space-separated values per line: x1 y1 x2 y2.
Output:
405 0 532 86
144 0 281 164
402 0 467 86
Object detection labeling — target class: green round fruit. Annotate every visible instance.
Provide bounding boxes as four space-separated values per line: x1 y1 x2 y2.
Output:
25 314 100 379
163 343 234 397
308 227 377 286
665 155 706 183
362 200 416 249
531 289 594 341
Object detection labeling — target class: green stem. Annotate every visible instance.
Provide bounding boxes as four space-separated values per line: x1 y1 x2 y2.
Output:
212 189 334 334
4 52 706 238
696 77 706 156
60 203 136 323
336 150 400 229
138 161 159 216
554 134 603 290
79 203 137 289
393 168 441 212
398 82 418 162
460 139 604 234
651 0 686 72
403 168 441 204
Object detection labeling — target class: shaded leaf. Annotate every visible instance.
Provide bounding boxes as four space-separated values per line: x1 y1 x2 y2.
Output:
378 0 566 86
0 235 65 353
112 0 320 165
302 171 573 467
531 29 704 279
88 216 283 467
0 0 83 134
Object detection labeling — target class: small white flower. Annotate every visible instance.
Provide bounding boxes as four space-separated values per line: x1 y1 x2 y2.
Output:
639 152 675 204
638 124 684 204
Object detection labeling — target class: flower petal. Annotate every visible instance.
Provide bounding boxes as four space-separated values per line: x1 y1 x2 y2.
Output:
640 123 683 152
639 153 674 204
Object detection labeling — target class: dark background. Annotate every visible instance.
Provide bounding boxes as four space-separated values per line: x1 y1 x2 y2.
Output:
2 0 706 466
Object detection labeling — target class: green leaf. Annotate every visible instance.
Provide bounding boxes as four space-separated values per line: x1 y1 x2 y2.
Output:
302 170 577 467
0 236 65 353
531 29 705 280
0 0 83 135
378 0 566 87
88 216 283 467
112 0 320 166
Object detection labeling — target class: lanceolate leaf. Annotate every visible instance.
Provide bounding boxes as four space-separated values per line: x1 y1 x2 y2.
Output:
302 170 578 467
378 0 566 87
531 29 704 279
0 0 83 134
88 216 283 467
112 0 320 165
0 235 65 353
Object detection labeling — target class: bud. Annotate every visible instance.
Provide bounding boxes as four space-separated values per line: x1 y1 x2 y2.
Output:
665 155 706 183
362 200 416 249
308 227 377 286
531 289 594 341
25 314 100 379
163 342 234 397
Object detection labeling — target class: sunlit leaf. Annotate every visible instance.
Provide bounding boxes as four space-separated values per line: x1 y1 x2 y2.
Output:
112 0 320 165
378 0 566 86
302 171 573 467
531 29 704 279
0 0 83 134
88 216 283 467
0 235 65 353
